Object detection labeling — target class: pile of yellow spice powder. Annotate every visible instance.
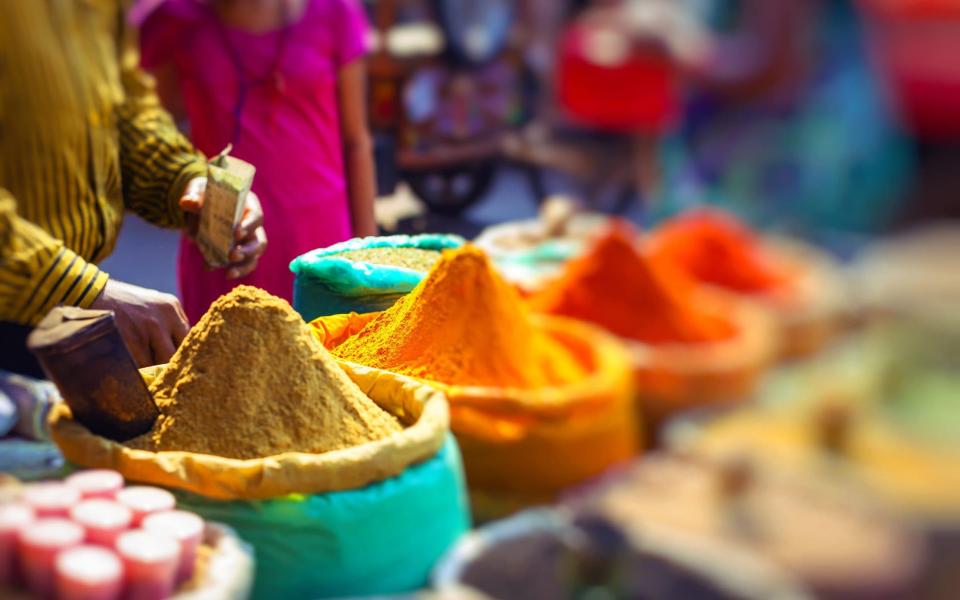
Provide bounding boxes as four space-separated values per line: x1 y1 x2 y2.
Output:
128 286 401 459
332 246 589 389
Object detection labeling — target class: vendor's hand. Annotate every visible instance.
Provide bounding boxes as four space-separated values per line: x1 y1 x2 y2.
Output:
91 279 190 368
179 177 268 279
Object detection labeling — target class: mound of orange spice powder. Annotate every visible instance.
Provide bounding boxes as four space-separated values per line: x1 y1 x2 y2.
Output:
332 245 589 388
527 221 735 345
648 209 797 295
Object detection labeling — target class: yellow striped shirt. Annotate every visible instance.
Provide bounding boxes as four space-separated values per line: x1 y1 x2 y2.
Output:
0 0 206 325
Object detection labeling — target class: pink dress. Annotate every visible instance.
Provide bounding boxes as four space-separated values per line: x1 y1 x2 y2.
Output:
138 0 369 323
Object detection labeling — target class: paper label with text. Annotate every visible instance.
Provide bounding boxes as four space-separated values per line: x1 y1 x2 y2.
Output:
197 149 256 268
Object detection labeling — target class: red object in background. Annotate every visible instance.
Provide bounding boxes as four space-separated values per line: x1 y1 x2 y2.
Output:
371 80 400 129
863 0 960 18
858 0 960 139
556 21 680 134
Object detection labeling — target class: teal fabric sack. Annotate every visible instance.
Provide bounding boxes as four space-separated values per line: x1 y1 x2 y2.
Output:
173 435 470 599
290 235 464 321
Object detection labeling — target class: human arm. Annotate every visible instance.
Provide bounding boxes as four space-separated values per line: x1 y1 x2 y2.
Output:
116 17 207 230
332 0 378 238
0 190 187 366
89 279 189 367
338 59 378 238
0 191 109 326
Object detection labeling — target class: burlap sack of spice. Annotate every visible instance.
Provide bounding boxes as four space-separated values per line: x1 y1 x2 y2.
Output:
311 311 639 520
48 361 449 500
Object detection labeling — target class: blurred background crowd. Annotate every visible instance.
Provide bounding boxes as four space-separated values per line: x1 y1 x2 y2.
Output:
2 1 957 408
1 2 959 597
104 0 960 294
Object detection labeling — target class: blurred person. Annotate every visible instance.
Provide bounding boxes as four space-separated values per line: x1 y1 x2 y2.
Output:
135 0 377 323
0 2 266 377
657 0 913 235
512 0 707 212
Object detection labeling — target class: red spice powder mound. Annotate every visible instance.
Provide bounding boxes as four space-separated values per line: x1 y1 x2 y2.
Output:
527 220 736 345
648 209 796 294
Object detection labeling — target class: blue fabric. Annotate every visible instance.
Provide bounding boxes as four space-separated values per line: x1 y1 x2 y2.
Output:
173 436 471 599
657 0 913 234
290 235 464 320
0 390 17 437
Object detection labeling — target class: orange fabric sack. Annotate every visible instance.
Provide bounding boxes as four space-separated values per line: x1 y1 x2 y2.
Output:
311 312 638 520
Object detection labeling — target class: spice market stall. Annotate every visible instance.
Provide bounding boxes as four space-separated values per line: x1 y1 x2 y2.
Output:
48 287 470 599
526 221 777 442
311 246 639 520
11 201 958 599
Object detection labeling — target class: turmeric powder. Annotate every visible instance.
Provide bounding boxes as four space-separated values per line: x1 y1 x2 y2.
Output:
527 221 735 344
128 286 401 459
332 245 589 388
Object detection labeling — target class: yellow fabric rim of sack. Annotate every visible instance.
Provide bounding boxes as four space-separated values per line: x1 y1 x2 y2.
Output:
312 313 634 416
48 362 449 500
311 312 639 515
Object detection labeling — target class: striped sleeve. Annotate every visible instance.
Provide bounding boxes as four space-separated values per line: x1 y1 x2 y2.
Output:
116 17 206 230
0 191 109 325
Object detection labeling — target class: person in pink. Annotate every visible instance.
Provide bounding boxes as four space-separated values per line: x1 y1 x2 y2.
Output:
135 0 378 323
